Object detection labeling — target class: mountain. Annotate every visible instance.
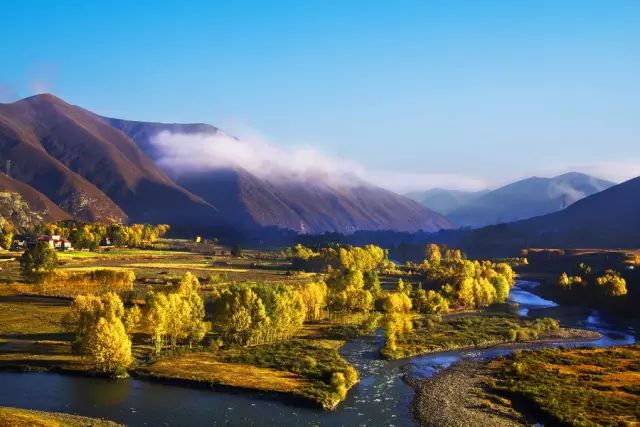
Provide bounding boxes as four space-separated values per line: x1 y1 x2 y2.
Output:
0 94 451 234
453 175 640 254
0 173 70 223
105 118 452 234
405 188 488 215
0 94 219 226
444 173 615 228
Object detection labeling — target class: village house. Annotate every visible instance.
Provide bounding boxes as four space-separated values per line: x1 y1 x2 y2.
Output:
36 234 74 251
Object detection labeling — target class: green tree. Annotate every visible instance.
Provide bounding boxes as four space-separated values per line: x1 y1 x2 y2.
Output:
20 241 58 278
231 243 242 257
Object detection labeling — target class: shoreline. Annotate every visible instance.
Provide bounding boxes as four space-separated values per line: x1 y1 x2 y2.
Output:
407 359 528 427
384 324 601 361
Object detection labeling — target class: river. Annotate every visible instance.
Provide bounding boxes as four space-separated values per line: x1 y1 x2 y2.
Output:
0 281 635 426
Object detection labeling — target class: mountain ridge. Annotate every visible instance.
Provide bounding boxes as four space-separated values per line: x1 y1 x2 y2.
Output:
0 93 451 234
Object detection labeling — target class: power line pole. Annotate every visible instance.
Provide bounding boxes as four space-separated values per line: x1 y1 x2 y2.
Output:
5 160 11 178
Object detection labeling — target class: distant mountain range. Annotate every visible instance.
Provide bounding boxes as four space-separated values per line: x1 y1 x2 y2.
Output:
405 188 489 216
0 94 451 234
451 175 640 253
407 173 615 228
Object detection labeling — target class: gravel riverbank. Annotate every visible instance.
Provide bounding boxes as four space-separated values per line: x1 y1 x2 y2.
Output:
408 359 526 427
407 327 601 426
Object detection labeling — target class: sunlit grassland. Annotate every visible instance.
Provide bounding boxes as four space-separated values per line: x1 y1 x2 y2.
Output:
57 249 192 260
488 345 640 426
124 262 247 272
0 294 91 372
0 406 123 427
0 296 68 335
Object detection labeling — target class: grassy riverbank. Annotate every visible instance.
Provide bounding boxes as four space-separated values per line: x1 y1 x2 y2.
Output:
136 337 358 410
489 345 640 426
382 314 599 359
0 406 122 427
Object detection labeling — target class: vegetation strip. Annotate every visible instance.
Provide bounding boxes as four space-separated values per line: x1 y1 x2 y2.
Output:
382 314 599 359
0 406 122 427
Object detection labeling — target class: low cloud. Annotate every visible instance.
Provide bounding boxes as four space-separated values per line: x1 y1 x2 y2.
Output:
150 130 487 193
151 131 365 187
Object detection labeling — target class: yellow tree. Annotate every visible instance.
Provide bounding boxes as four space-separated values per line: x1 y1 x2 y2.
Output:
91 316 132 374
596 270 627 296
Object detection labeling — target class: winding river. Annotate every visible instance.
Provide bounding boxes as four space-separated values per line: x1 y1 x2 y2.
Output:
0 281 635 426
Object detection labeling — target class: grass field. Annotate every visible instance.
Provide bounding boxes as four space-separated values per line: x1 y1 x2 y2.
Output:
488 345 640 426
0 294 90 372
0 406 122 427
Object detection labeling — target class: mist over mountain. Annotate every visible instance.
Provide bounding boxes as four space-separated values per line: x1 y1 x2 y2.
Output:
0 94 451 235
112 120 451 234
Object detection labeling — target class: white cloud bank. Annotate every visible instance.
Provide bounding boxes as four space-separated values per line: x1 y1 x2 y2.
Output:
151 130 365 186
150 130 639 194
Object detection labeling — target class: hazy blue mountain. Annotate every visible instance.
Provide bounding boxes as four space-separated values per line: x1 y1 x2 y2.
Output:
452 175 640 254
405 188 488 215
445 173 615 228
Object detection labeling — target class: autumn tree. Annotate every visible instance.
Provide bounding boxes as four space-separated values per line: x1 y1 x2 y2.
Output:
0 219 14 250
596 270 627 296
297 281 328 321
211 285 268 346
380 292 412 313
413 289 449 315
425 243 442 264
145 272 209 353
92 316 132 374
66 292 132 374
326 269 374 313
124 304 142 333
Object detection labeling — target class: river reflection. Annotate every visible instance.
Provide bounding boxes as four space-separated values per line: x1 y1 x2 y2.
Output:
0 281 635 426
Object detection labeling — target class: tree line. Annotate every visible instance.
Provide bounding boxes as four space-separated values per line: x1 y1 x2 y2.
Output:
27 221 170 250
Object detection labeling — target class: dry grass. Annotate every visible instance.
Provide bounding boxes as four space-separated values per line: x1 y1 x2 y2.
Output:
0 294 91 372
140 352 309 393
489 345 640 426
0 295 68 335
0 406 122 427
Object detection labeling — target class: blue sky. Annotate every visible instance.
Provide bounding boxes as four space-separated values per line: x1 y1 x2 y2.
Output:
1 0 639 191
